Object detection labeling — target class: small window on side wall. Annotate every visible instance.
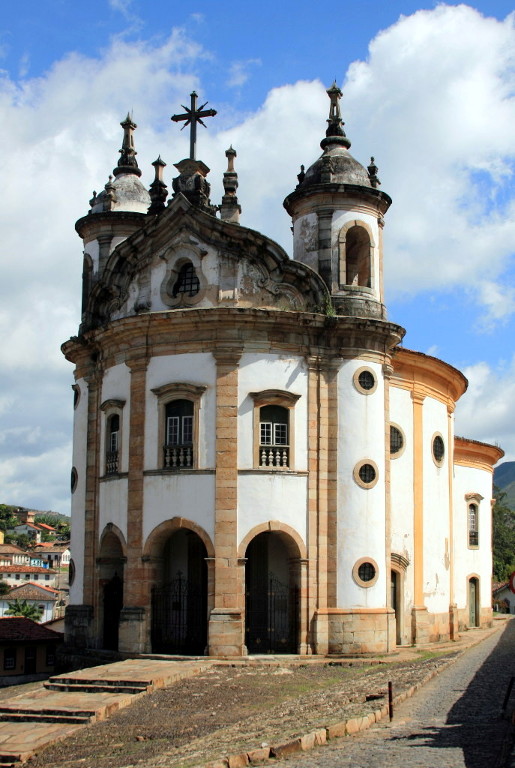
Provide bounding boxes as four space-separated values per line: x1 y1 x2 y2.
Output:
468 503 479 547
100 399 125 477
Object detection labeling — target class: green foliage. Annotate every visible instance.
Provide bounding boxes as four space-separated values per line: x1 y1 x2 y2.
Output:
492 487 515 582
0 504 18 532
5 599 43 621
0 582 10 596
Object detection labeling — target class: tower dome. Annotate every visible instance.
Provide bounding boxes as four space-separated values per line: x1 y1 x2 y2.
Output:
89 114 151 214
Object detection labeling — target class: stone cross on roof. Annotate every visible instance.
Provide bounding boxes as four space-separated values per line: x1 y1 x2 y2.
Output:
171 91 217 161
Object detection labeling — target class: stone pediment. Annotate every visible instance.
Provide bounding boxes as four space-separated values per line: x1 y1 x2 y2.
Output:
82 194 329 331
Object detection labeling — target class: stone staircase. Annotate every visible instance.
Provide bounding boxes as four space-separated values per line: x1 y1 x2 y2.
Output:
0 658 208 768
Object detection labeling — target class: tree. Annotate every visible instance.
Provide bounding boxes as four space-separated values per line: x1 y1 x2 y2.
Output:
492 488 515 582
5 599 43 621
0 582 10 596
0 504 18 532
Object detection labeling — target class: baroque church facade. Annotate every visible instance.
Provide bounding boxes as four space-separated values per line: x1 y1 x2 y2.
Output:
63 84 502 656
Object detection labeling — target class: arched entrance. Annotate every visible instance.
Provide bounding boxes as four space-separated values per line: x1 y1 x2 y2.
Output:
151 528 208 654
468 577 480 627
98 528 125 651
245 531 299 654
391 569 401 645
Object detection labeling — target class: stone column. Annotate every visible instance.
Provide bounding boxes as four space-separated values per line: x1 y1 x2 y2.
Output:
208 347 245 656
119 354 149 653
317 210 334 292
411 389 429 644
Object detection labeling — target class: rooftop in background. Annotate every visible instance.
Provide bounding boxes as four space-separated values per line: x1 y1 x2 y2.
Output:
0 616 62 642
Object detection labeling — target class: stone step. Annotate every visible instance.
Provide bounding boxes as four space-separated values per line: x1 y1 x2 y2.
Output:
44 682 149 694
0 712 93 725
0 706 96 722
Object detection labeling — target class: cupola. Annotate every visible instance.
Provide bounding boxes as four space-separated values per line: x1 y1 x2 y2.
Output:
284 83 392 320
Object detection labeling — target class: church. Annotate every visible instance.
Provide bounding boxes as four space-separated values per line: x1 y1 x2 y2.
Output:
63 83 502 656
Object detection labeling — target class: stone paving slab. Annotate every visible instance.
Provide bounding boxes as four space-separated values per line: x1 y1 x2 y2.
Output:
0 721 83 762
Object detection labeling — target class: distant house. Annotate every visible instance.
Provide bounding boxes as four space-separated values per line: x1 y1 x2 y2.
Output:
0 565 56 588
0 616 62 685
493 582 515 613
34 544 71 569
12 523 43 543
0 583 58 623
0 544 29 567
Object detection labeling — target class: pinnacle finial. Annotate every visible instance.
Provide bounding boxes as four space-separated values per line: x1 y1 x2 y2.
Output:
321 82 351 151
114 112 142 177
220 145 241 224
148 156 168 215
367 157 381 188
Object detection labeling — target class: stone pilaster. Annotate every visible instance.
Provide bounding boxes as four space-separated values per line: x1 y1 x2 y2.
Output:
411 389 427 644
80 367 102 647
383 363 394 650
317 210 334 291
447 402 456 640
119 354 149 653
208 347 244 656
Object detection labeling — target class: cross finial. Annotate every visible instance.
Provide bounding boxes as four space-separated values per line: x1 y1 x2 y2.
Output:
171 91 217 161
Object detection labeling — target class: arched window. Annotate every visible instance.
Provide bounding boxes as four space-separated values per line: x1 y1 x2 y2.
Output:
100 399 125 476
164 399 194 468
172 263 200 298
345 225 371 287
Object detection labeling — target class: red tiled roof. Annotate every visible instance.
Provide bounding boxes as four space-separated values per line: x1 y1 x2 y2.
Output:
0 565 56 574
0 544 25 554
4 583 58 601
0 617 62 642
36 523 56 531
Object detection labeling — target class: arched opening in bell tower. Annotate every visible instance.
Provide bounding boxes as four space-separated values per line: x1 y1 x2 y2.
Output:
344 225 371 287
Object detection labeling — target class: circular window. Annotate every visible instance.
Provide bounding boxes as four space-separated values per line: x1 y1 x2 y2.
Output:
352 557 379 588
68 558 75 587
432 434 445 466
71 467 78 493
353 367 377 395
353 460 379 489
390 425 405 458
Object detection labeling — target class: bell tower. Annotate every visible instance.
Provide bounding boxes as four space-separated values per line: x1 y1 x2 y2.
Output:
284 83 391 319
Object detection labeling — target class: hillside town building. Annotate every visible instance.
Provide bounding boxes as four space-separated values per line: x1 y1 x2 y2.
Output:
63 84 503 656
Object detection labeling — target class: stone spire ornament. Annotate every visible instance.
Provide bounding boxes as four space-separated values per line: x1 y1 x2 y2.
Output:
220 146 241 224
148 156 168 214
171 91 217 162
170 91 218 213
114 113 142 177
367 157 381 188
321 81 351 151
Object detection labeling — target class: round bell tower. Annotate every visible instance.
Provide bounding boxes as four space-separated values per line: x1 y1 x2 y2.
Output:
284 82 391 320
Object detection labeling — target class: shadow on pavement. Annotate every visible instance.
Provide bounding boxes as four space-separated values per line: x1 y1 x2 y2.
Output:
389 620 515 767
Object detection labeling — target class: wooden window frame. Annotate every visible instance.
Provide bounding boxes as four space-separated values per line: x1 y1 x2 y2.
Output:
249 389 301 471
151 382 207 470
100 399 126 476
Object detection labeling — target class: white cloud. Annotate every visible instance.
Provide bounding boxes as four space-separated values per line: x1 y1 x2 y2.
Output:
226 58 262 89
341 5 515 315
455 357 515 461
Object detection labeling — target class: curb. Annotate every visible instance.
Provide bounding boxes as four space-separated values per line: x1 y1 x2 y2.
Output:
204 638 493 768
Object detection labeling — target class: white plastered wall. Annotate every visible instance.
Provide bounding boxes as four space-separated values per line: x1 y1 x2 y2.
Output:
422 397 451 614
70 377 88 603
237 353 308 548
453 463 494 612
337 359 387 608
143 353 217 543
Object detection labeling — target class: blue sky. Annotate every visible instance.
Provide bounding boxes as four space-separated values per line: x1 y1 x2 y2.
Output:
0 1 513 513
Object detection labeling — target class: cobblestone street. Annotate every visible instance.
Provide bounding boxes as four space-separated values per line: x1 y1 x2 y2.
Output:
263 621 515 768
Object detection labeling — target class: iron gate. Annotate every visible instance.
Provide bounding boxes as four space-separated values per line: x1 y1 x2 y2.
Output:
151 571 207 654
246 572 299 653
